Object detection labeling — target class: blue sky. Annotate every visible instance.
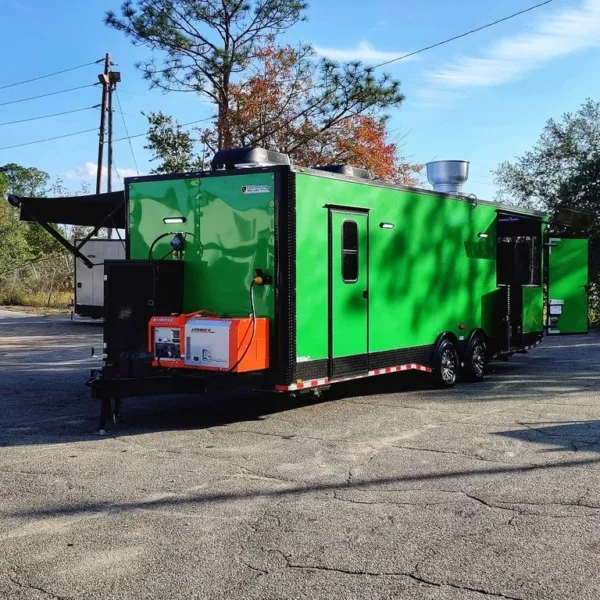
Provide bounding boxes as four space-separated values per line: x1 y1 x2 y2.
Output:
1 0 600 200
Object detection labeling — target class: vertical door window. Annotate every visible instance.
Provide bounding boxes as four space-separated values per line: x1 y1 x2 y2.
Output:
341 219 359 283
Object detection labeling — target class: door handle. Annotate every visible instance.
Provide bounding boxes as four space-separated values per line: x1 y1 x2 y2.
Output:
362 289 368 299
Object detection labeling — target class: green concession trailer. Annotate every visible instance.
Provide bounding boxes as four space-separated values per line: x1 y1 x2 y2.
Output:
86 148 559 426
8 147 588 430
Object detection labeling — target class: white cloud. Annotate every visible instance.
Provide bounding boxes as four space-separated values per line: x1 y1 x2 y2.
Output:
65 162 145 181
424 0 600 91
313 40 415 63
412 88 466 110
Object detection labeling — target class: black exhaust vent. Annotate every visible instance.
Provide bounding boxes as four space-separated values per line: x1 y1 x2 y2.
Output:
211 147 290 171
313 165 374 180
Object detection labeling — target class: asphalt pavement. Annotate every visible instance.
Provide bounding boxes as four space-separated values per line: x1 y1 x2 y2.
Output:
1 308 600 599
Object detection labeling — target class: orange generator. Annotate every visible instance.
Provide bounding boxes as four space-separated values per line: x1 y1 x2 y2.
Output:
149 313 269 373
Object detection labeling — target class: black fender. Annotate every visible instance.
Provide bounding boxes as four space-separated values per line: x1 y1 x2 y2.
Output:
432 331 460 367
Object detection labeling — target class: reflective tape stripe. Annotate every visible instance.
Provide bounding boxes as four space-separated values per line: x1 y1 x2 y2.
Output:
275 363 433 392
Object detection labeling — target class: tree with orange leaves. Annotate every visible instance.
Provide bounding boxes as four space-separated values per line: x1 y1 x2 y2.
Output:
144 40 421 185
203 42 422 184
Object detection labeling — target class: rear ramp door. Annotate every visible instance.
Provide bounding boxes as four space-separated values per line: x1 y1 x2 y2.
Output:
548 237 589 334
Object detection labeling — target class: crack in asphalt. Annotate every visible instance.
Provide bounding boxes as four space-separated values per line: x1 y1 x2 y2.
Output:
236 466 295 485
389 444 501 463
278 561 527 599
214 428 347 443
331 487 600 519
0 468 50 476
8 570 69 600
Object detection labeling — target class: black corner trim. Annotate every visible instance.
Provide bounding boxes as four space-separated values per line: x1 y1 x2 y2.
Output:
276 172 297 385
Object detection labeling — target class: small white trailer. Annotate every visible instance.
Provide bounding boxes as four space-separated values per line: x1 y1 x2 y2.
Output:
71 239 125 319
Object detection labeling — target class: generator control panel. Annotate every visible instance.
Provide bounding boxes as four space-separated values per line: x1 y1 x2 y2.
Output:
153 326 181 361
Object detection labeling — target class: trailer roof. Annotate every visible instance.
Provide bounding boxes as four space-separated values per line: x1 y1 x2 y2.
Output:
124 165 546 220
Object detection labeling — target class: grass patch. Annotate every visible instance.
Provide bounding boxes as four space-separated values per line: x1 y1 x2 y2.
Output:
0 287 71 309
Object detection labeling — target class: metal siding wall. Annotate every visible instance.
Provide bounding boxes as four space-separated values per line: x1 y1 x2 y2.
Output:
294 174 499 360
129 174 276 320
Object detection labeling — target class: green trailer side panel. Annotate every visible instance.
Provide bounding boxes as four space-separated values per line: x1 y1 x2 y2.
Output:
548 237 589 334
128 173 275 318
522 287 544 333
295 173 498 361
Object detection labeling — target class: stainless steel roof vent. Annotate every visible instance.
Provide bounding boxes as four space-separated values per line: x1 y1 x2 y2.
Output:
426 160 469 195
211 147 290 171
313 165 374 180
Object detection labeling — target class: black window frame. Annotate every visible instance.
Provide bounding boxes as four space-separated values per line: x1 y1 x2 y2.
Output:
341 219 359 283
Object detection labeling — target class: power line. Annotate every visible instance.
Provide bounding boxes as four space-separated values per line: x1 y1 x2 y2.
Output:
115 90 140 175
0 128 97 151
373 0 556 69
0 105 100 127
0 59 103 91
113 116 214 142
0 115 214 151
0 83 99 108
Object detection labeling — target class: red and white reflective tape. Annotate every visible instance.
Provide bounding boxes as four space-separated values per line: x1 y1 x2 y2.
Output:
523 339 542 351
275 363 432 392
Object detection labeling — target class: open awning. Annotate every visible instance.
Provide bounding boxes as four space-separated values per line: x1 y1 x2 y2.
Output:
7 191 126 268
8 190 126 228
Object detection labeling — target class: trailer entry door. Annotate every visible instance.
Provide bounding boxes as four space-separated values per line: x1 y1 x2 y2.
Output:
329 209 369 378
548 238 589 335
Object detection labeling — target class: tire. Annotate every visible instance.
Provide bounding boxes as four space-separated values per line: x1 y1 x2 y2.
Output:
433 339 459 388
462 337 487 382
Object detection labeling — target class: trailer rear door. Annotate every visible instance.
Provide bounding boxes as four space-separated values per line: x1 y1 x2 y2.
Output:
548 237 589 335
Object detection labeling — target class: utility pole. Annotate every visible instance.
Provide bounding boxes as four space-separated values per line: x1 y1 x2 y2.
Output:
96 54 121 239
96 53 110 197
106 70 121 193
107 82 113 195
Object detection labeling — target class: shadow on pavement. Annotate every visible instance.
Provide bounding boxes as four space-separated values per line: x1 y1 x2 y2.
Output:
7 454 600 521
495 420 600 453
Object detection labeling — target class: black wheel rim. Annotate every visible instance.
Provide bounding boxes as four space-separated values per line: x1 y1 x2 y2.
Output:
472 343 485 377
441 347 457 384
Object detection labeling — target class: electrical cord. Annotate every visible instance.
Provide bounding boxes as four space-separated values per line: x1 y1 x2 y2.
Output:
148 232 176 260
228 280 258 373
148 231 202 260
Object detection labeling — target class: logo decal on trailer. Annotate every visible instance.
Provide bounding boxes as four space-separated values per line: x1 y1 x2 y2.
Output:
241 185 270 194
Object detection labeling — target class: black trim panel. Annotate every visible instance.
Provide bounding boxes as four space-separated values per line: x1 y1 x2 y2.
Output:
332 355 369 378
369 345 434 370
296 359 328 381
293 344 435 382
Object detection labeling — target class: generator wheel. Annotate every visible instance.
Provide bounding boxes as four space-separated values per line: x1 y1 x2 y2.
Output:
434 339 459 388
463 337 487 382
